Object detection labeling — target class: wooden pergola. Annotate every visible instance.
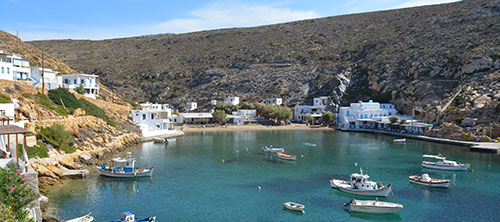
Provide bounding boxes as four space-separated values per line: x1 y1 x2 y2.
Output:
0 124 32 172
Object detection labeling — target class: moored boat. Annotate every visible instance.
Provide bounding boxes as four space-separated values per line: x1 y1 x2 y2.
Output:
329 169 392 197
393 138 406 143
409 173 450 188
153 137 168 144
283 202 305 214
344 199 403 214
96 152 153 178
66 213 93 222
421 154 470 171
111 211 156 222
276 152 297 161
262 145 285 153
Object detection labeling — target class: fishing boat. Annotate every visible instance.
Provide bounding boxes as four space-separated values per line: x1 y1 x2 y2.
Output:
283 202 305 214
262 145 285 153
96 152 153 178
66 213 94 222
409 173 450 188
329 169 392 197
276 152 297 161
421 154 470 171
344 198 403 213
393 138 406 143
111 211 156 222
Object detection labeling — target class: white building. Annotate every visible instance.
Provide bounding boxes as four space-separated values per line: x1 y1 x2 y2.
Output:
186 102 197 111
61 74 100 99
30 67 60 90
211 100 217 106
0 50 31 81
337 100 398 129
131 103 182 138
179 113 213 124
262 98 282 106
224 96 239 105
293 96 330 123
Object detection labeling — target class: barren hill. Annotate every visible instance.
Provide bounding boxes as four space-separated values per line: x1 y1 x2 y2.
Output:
30 0 499 126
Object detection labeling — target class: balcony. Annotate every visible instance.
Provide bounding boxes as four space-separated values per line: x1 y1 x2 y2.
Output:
83 83 99 89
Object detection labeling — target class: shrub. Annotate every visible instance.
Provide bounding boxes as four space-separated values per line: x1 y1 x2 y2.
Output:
74 85 85 94
79 98 116 127
0 93 12 103
36 124 75 154
389 116 399 124
26 142 49 158
448 106 459 112
455 117 464 125
495 103 500 114
213 110 227 124
400 118 407 124
23 93 69 116
48 88 80 112
0 165 37 221
322 112 336 124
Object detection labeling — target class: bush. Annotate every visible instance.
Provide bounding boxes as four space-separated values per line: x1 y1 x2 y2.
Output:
0 93 12 103
48 88 80 112
455 117 464 125
23 93 69 116
74 85 85 94
213 110 227 124
0 165 37 221
36 124 75 154
495 103 500 114
389 116 399 124
322 112 336 124
79 98 116 127
26 142 49 158
400 118 407 124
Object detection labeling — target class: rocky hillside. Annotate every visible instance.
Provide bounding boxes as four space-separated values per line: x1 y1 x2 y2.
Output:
0 31 75 73
30 0 499 125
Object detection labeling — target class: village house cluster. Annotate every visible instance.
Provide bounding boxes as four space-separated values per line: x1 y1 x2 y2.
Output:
0 50 100 99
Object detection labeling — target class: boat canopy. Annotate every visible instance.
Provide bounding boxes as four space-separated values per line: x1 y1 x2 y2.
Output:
422 154 446 160
112 158 129 163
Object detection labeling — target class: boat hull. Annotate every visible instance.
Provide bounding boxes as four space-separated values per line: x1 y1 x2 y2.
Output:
349 201 403 213
262 147 285 153
276 152 296 161
283 202 305 213
422 162 470 171
330 178 392 197
96 167 153 178
408 176 450 188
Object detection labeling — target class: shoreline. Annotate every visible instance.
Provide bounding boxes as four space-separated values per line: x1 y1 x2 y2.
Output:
177 123 333 132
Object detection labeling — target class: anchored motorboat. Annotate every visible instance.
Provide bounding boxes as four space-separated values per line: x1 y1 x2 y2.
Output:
276 152 297 161
96 152 154 178
330 169 392 197
393 138 406 143
111 211 156 222
262 145 285 153
283 202 305 214
66 212 94 222
421 154 470 171
409 173 450 188
344 198 403 214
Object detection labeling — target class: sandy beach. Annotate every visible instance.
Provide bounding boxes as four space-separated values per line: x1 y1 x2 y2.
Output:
177 123 334 132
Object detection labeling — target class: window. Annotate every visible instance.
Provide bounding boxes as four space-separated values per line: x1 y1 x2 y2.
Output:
1 67 3 73
142 114 146 120
81 79 84 84
389 112 392 115
65 79 69 84
89 79 92 83
73 79 77 84
346 111 350 116
6 68 9 74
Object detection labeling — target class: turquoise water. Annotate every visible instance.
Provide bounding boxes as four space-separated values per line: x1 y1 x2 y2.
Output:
46 130 500 221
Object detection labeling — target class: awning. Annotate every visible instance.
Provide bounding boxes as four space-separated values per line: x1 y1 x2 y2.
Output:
356 119 375 122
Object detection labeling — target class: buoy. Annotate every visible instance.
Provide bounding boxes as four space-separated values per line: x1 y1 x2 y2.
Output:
136 190 139 192
354 163 358 167
257 186 261 190
222 159 225 164
301 155 304 158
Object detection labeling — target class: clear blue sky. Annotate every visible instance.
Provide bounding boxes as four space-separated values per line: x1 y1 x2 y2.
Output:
1 0 460 41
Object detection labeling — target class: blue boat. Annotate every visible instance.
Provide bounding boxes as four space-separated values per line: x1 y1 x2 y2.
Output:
111 211 156 222
96 152 154 178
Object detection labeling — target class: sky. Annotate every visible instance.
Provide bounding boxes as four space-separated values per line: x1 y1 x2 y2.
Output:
1 0 461 41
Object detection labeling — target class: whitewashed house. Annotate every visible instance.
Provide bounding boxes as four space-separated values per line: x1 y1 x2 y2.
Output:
293 96 330 123
0 50 31 81
186 102 197 111
224 96 239 105
131 103 183 138
232 109 256 121
337 100 398 129
61 74 99 99
179 113 213 124
262 98 282 106
211 100 217 106
30 67 60 90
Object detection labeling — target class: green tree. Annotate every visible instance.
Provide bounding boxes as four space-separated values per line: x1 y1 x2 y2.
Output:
213 110 227 124
305 114 314 124
389 116 399 124
36 124 75 153
240 102 255 110
275 106 293 123
263 105 279 120
74 85 85 94
322 112 336 124
400 118 407 124
0 165 37 221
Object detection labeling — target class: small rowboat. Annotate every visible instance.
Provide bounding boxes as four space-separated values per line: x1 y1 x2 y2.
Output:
276 152 297 161
262 146 285 153
344 199 403 214
393 138 406 143
66 212 94 222
409 174 450 188
283 202 305 214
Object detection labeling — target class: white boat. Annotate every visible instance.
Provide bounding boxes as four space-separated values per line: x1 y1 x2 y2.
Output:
262 146 285 153
153 137 168 144
283 202 305 214
111 211 156 222
96 152 154 178
330 169 392 197
409 174 450 188
345 199 403 213
66 213 94 222
421 154 470 171
276 152 297 161
393 138 406 143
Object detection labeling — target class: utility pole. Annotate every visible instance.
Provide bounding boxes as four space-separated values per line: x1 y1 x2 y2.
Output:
41 51 45 95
